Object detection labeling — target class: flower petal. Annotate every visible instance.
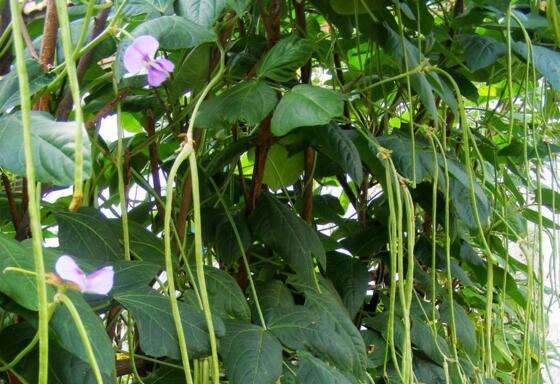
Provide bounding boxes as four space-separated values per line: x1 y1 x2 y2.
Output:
147 66 170 87
153 57 174 73
123 35 159 74
55 255 87 291
84 266 114 295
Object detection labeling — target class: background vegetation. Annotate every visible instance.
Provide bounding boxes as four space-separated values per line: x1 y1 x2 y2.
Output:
0 0 558 383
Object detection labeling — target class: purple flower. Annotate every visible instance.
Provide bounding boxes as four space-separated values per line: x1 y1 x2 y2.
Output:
123 35 174 87
55 255 114 295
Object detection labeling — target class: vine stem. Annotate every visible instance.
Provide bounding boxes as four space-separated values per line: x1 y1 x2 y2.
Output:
55 0 86 211
162 44 225 384
433 67 495 377
9 1 50 382
55 293 103 384
163 142 195 384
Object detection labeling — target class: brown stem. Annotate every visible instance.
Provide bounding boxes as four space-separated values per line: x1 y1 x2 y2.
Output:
146 110 164 216
85 89 128 130
19 15 38 60
1 172 21 230
246 116 273 215
56 8 110 120
33 0 58 111
232 124 250 204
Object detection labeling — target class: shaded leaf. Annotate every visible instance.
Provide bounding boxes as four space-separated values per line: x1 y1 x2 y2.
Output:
257 36 313 82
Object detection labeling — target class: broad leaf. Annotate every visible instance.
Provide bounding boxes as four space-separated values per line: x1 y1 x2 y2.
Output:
176 0 227 28
513 42 560 90
124 0 174 16
112 261 160 295
440 300 477 355
262 144 304 189
185 266 251 321
49 291 116 377
213 213 252 266
0 233 55 310
271 85 344 136
220 321 283 384
0 59 54 112
56 209 122 262
0 112 91 186
250 194 326 284
257 36 313 82
326 252 370 318
115 289 226 359
296 351 354 384
460 34 506 71
305 123 363 184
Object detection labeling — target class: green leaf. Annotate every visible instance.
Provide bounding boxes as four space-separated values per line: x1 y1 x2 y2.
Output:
213 213 252 266
0 323 113 384
262 144 305 189
196 80 277 128
326 252 370 318
50 291 116 377
220 321 283 384
289 276 368 378
124 0 174 16
267 307 358 373
0 233 55 310
222 80 277 125
250 194 326 283
0 112 91 186
115 289 225 359
111 219 166 265
522 207 559 229
513 42 560 90
306 123 363 184
176 0 227 28
186 266 251 321
226 0 251 14
459 34 506 71
257 36 313 82
296 351 354 384
130 16 216 50
0 59 54 112
256 280 295 317
271 85 344 136
56 209 122 262
112 261 160 295
329 0 385 15
440 300 477 355
116 16 216 79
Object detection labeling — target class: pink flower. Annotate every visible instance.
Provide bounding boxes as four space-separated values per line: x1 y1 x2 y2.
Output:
55 255 114 295
123 35 174 87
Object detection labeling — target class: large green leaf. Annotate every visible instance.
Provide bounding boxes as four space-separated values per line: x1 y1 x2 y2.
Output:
112 261 160 295
220 321 283 384
326 252 370 318
271 85 344 136
0 323 113 384
0 112 91 186
295 351 355 384
185 266 251 321
124 0 174 16
0 59 54 112
56 209 122 262
305 123 363 184
110 219 166 265
289 276 368 378
262 144 305 189
196 80 277 128
250 194 326 284
257 36 313 82
0 233 55 310
267 306 358 374
115 289 225 359
116 16 216 79
440 300 477 355
49 291 116 378
213 213 252 266
514 42 560 90
459 34 506 71
176 0 227 28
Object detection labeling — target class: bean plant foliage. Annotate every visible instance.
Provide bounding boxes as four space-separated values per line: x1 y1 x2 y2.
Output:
0 0 558 383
